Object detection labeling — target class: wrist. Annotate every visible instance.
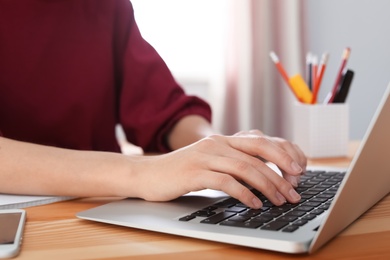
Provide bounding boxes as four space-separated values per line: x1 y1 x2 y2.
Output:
167 115 214 150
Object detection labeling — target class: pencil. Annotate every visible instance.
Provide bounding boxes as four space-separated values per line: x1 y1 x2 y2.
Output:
326 47 351 103
312 55 318 90
311 52 329 104
269 51 301 101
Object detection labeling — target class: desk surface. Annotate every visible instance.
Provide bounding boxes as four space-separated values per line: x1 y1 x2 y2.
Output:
17 142 390 259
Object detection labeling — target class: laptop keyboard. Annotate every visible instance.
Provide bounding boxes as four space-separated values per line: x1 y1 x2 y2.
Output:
179 170 345 233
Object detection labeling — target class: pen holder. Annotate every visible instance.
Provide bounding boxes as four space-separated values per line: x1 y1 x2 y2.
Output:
292 103 349 158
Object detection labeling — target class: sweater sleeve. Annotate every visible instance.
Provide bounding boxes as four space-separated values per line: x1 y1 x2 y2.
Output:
114 1 212 153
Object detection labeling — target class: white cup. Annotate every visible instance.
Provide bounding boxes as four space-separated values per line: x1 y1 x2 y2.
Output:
292 103 349 158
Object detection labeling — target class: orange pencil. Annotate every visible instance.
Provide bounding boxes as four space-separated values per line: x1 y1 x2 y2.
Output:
269 51 301 101
312 55 318 90
311 52 329 104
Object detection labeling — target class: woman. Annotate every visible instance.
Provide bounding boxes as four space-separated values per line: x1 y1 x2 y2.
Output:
0 0 305 209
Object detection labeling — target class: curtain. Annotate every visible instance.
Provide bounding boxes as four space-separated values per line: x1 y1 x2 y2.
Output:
213 0 306 140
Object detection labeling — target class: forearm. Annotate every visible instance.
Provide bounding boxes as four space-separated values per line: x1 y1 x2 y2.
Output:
166 115 216 150
0 137 138 197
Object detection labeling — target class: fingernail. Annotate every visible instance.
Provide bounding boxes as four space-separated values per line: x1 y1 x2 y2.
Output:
290 178 298 188
252 197 263 208
291 161 302 173
275 191 286 204
289 188 301 201
285 175 300 187
292 176 300 187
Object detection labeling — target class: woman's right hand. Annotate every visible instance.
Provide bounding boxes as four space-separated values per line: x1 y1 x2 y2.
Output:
130 134 304 209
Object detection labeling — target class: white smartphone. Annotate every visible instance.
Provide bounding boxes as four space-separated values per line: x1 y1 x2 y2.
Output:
0 209 26 259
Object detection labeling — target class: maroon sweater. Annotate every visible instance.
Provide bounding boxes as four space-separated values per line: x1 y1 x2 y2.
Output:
0 0 211 152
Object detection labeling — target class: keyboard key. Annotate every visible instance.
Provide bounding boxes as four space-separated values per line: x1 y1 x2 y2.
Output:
303 191 320 196
317 194 334 199
213 198 239 208
300 194 315 200
268 207 289 214
278 215 298 222
310 197 329 203
191 210 216 217
228 215 251 222
234 203 249 208
301 213 317 221
303 201 322 207
310 187 327 193
225 206 246 213
285 210 306 217
296 187 309 193
200 212 236 224
262 201 274 207
261 221 289 231
179 215 196 222
311 209 325 215
203 206 218 211
282 225 299 233
262 211 283 218
295 205 314 212
220 220 263 229
251 215 274 224
293 219 308 226
239 209 264 218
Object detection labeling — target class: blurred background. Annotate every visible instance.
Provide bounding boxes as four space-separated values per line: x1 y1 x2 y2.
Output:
131 0 390 141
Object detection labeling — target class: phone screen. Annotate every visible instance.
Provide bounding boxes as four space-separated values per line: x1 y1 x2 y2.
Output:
0 212 22 245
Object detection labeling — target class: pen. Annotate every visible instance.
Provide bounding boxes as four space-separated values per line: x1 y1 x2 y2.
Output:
332 69 354 103
269 51 301 101
306 52 313 90
311 52 329 104
324 47 351 103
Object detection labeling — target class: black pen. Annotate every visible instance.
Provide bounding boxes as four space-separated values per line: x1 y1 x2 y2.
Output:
332 69 354 103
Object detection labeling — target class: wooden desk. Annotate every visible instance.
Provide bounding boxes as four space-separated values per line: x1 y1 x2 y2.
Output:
17 142 390 259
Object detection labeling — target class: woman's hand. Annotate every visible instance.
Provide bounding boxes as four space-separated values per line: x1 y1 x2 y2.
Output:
131 132 306 209
234 130 307 187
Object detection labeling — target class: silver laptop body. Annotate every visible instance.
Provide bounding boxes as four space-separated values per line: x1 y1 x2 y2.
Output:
77 84 390 254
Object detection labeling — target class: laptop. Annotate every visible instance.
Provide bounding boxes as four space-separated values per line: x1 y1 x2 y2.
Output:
77 83 390 254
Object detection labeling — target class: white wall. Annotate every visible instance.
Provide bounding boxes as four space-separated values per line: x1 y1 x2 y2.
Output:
305 0 390 139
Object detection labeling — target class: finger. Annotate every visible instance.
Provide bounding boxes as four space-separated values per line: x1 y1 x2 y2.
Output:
270 139 307 187
225 135 303 176
256 163 301 204
248 129 265 136
195 171 263 209
203 152 301 205
283 174 301 188
273 138 307 171
190 135 301 204
233 129 264 138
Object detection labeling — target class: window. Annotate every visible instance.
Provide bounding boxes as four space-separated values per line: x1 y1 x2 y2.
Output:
131 0 229 101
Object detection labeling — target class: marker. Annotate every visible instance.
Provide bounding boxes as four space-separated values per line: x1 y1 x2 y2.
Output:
288 74 313 104
306 52 313 90
332 69 354 103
